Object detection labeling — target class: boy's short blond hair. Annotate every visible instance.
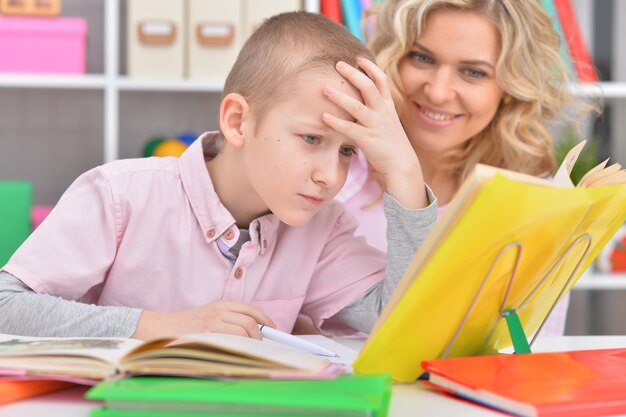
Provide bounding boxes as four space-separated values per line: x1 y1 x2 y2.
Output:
223 11 374 122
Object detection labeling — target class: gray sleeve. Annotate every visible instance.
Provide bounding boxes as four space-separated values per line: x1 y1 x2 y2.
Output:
0 271 142 337
336 185 438 333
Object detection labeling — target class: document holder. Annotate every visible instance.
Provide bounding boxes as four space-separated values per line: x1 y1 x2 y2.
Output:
442 234 592 357
353 160 626 382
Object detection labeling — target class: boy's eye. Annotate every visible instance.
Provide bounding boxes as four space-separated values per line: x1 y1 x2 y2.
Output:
301 135 320 145
464 68 487 79
339 146 357 157
409 51 432 65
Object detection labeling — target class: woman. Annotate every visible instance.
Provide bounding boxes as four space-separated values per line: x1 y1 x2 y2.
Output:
338 0 598 335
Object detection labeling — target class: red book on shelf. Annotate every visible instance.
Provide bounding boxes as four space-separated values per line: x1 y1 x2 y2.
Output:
321 0 343 24
553 0 598 82
422 348 626 417
0 379 74 405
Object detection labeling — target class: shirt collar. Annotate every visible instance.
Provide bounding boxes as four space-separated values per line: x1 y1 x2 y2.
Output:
178 132 280 253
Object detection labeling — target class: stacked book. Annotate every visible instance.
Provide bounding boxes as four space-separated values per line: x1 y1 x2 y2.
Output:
0 332 391 416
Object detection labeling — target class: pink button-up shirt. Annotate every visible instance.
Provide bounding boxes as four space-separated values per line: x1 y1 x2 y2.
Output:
3 133 386 334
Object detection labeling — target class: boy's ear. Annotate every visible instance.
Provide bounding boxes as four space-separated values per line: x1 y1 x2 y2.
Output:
220 93 250 148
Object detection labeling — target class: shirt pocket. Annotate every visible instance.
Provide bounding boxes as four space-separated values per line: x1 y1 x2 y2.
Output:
252 295 305 333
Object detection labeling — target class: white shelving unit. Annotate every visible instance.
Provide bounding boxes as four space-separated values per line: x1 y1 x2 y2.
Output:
575 272 626 290
0 0 315 164
0 74 106 89
0 0 625 292
1 78 624 102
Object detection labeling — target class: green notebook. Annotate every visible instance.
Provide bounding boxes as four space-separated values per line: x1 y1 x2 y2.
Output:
86 374 392 417
0 181 32 266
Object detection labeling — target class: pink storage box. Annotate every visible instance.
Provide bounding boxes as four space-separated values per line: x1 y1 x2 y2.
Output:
0 16 87 74
31 205 54 230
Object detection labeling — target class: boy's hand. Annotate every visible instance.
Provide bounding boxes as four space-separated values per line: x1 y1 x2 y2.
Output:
322 57 428 209
132 301 275 340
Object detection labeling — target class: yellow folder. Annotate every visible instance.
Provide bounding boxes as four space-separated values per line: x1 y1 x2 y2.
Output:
353 146 626 382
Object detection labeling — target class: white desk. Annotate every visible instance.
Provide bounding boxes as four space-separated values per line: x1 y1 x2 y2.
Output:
2 336 626 417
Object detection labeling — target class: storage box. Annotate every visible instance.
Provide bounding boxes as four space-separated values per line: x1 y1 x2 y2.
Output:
0 0 61 17
244 0 302 40
0 16 86 74
187 0 243 81
127 0 185 78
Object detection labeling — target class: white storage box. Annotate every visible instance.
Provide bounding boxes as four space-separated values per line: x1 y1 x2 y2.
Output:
187 0 243 81
127 0 185 78
244 0 302 40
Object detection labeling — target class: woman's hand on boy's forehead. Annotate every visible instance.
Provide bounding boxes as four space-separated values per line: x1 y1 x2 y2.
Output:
321 57 420 180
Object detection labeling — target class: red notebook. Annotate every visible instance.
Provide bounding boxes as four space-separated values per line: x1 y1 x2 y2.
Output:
422 348 626 417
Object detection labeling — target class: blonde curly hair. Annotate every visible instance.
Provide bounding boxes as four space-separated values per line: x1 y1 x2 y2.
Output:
365 0 596 180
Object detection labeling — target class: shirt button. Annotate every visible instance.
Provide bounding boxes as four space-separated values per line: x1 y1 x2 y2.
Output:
263 239 268 248
206 229 216 238
224 229 235 240
234 267 243 279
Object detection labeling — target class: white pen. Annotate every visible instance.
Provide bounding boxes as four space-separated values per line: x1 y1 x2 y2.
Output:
258 324 339 357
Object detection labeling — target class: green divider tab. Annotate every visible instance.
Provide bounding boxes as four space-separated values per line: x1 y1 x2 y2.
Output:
503 308 532 354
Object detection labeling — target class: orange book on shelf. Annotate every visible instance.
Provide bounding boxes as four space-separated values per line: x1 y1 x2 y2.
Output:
0 379 74 404
553 0 598 82
321 0 343 24
423 348 626 417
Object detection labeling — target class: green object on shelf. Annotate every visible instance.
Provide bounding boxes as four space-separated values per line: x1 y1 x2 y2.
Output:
142 136 165 157
0 181 32 266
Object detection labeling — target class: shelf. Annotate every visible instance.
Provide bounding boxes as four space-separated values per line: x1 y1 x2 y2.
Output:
573 272 626 290
0 74 106 90
116 77 223 92
0 74 224 92
570 82 626 99
1 76 625 99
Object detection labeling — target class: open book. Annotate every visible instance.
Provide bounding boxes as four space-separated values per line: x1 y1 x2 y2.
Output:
353 141 626 382
0 332 336 384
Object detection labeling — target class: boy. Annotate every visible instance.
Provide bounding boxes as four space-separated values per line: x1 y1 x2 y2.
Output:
0 12 436 339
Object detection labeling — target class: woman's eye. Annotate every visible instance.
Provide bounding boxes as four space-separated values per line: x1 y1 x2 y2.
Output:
409 52 432 65
340 147 356 157
302 135 320 145
464 68 487 79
